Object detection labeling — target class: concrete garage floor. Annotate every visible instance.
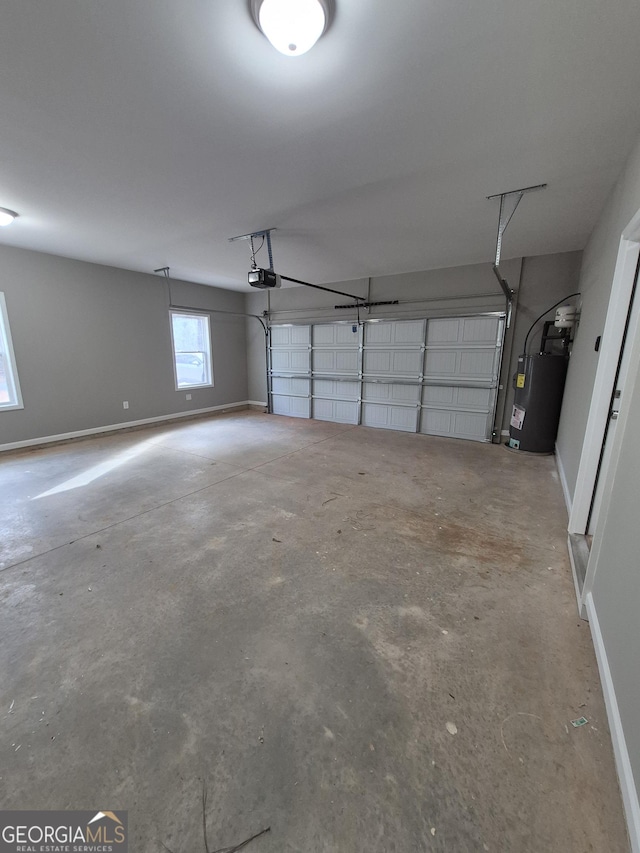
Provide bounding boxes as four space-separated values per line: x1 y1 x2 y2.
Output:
0 411 629 853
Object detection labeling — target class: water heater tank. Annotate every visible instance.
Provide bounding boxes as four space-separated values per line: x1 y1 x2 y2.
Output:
509 354 568 453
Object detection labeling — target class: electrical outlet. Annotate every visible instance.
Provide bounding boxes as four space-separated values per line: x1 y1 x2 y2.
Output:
186 393 192 400
123 401 129 409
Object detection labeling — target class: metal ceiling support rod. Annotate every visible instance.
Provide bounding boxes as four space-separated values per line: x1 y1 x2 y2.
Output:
169 303 268 333
228 229 276 271
152 268 268 331
153 265 271 411
280 274 366 303
487 183 547 325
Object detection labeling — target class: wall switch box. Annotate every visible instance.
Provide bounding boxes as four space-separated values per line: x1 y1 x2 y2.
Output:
123 401 129 409
186 393 192 400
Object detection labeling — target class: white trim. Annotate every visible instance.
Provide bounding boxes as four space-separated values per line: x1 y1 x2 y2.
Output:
569 212 640 534
169 309 214 391
586 592 640 852
0 401 250 453
555 444 573 515
0 291 24 410
248 400 268 407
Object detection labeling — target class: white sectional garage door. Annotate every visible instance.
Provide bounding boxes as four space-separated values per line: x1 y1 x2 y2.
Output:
269 315 504 441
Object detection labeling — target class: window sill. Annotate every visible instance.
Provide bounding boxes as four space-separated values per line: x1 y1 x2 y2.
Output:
175 384 214 391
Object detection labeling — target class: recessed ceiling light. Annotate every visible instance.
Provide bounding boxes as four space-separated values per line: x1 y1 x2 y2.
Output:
0 207 18 227
251 0 334 57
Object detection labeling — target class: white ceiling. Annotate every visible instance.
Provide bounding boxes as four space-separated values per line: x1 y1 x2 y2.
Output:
1 0 639 291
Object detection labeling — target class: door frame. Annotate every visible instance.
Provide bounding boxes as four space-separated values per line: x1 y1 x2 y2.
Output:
568 206 640 535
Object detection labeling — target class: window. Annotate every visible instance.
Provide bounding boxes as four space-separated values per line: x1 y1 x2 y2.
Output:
0 292 23 410
169 310 213 389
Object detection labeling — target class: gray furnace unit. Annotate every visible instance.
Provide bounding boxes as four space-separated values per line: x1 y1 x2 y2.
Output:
508 353 568 453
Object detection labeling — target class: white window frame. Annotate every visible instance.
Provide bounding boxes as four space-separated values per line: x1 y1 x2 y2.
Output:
169 309 214 390
0 292 24 411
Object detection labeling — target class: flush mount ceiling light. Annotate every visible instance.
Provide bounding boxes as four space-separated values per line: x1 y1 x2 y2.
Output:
251 0 334 56
0 207 18 227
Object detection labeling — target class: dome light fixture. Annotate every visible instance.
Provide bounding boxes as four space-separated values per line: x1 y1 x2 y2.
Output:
0 207 18 227
251 0 334 57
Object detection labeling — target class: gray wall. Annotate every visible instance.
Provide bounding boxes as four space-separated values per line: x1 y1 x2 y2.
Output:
557 135 640 498
556 132 640 822
245 253 582 434
590 325 640 809
0 245 248 446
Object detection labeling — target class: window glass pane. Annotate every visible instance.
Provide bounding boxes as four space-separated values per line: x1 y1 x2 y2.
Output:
170 312 213 388
0 293 23 410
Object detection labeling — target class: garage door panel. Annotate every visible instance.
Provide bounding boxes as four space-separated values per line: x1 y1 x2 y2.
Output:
420 409 453 434
313 349 360 374
363 349 423 377
461 316 500 344
272 394 311 418
427 316 500 346
457 387 492 407
453 412 492 438
426 318 461 344
272 377 311 396
271 350 311 373
422 385 456 405
313 399 359 424
459 348 498 377
362 403 418 432
424 347 497 380
421 378 496 441
365 319 425 346
313 379 360 400
424 350 458 377
271 325 310 347
422 385 493 412
420 409 490 441
314 324 360 347
363 382 420 404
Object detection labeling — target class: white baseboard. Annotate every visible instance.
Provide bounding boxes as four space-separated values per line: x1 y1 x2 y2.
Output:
248 400 268 408
586 592 640 852
0 401 250 453
555 444 573 515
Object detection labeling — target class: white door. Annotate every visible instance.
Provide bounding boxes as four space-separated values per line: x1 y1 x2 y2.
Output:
588 261 640 534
